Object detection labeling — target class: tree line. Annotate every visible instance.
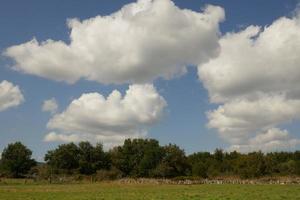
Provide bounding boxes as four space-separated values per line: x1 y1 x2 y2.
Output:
1 139 300 179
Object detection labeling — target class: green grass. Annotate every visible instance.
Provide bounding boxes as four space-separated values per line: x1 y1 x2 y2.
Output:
0 182 299 200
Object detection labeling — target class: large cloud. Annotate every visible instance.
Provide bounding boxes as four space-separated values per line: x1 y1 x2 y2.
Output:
199 13 300 103
199 10 300 151
4 0 224 84
44 84 167 148
0 80 24 112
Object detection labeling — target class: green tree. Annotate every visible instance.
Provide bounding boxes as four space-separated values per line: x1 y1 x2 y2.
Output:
93 143 111 170
45 143 80 174
78 141 95 175
0 142 36 178
110 139 163 177
154 144 190 178
78 142 111 174
214 149 224 162
188 152 211 178
237 152 266 178
45 142 111 175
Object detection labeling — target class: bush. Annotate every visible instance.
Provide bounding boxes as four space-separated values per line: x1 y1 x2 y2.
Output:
95 167 123 181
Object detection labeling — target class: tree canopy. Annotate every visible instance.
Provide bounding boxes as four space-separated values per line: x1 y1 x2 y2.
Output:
1 139 300 179
45 142 110 174
0 142 36 178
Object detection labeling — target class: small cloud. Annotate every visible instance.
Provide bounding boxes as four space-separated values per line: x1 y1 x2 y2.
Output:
44 132 81 143
42 98 58 114
0 80 24 112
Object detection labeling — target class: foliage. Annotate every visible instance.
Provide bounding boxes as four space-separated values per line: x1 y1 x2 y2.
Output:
110 139 164 177
0 142 36 178
153 144 190 178
1 139 300 179
44 142 110 175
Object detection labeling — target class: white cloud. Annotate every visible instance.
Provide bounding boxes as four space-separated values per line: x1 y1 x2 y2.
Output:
0 80 24 112
228 128 300 153
42 98 58 114
4 0 224 84
198 13 300 103
44 132 81 143
199 9 300 151
44 131 146 150
44 84 166 148
207 95 300 144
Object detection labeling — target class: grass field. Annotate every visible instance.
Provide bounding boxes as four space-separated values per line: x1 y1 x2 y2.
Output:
0 181 300 200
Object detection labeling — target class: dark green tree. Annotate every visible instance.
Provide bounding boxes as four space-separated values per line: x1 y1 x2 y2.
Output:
45 142 111 175
110 139 163 177
45 143 80 174
188 152 211 178
78 141 95 175
237 152 266 178
0 142 36 178
153 144 190 178
93 143 111 170
78 142 111 174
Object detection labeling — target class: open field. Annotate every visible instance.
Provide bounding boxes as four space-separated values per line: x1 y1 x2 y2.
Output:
0 181 300 200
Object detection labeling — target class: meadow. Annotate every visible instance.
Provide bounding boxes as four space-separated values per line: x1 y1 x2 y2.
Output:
0 181 300 200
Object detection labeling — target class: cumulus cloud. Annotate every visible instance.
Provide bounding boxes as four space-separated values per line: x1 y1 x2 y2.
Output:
44 84 166 148
44 131 145 149
42 98 58 114
228 128 300 153
199 13 300 103
199 9 300 151
207 95 300 144
0 80 24 112
44 132 82 143
4 0 224 84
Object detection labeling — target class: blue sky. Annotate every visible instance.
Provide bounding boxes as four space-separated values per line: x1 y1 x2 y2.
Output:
0 0 300 160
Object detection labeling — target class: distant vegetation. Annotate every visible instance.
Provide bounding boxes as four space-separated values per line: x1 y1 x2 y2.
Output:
1 139 300 180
